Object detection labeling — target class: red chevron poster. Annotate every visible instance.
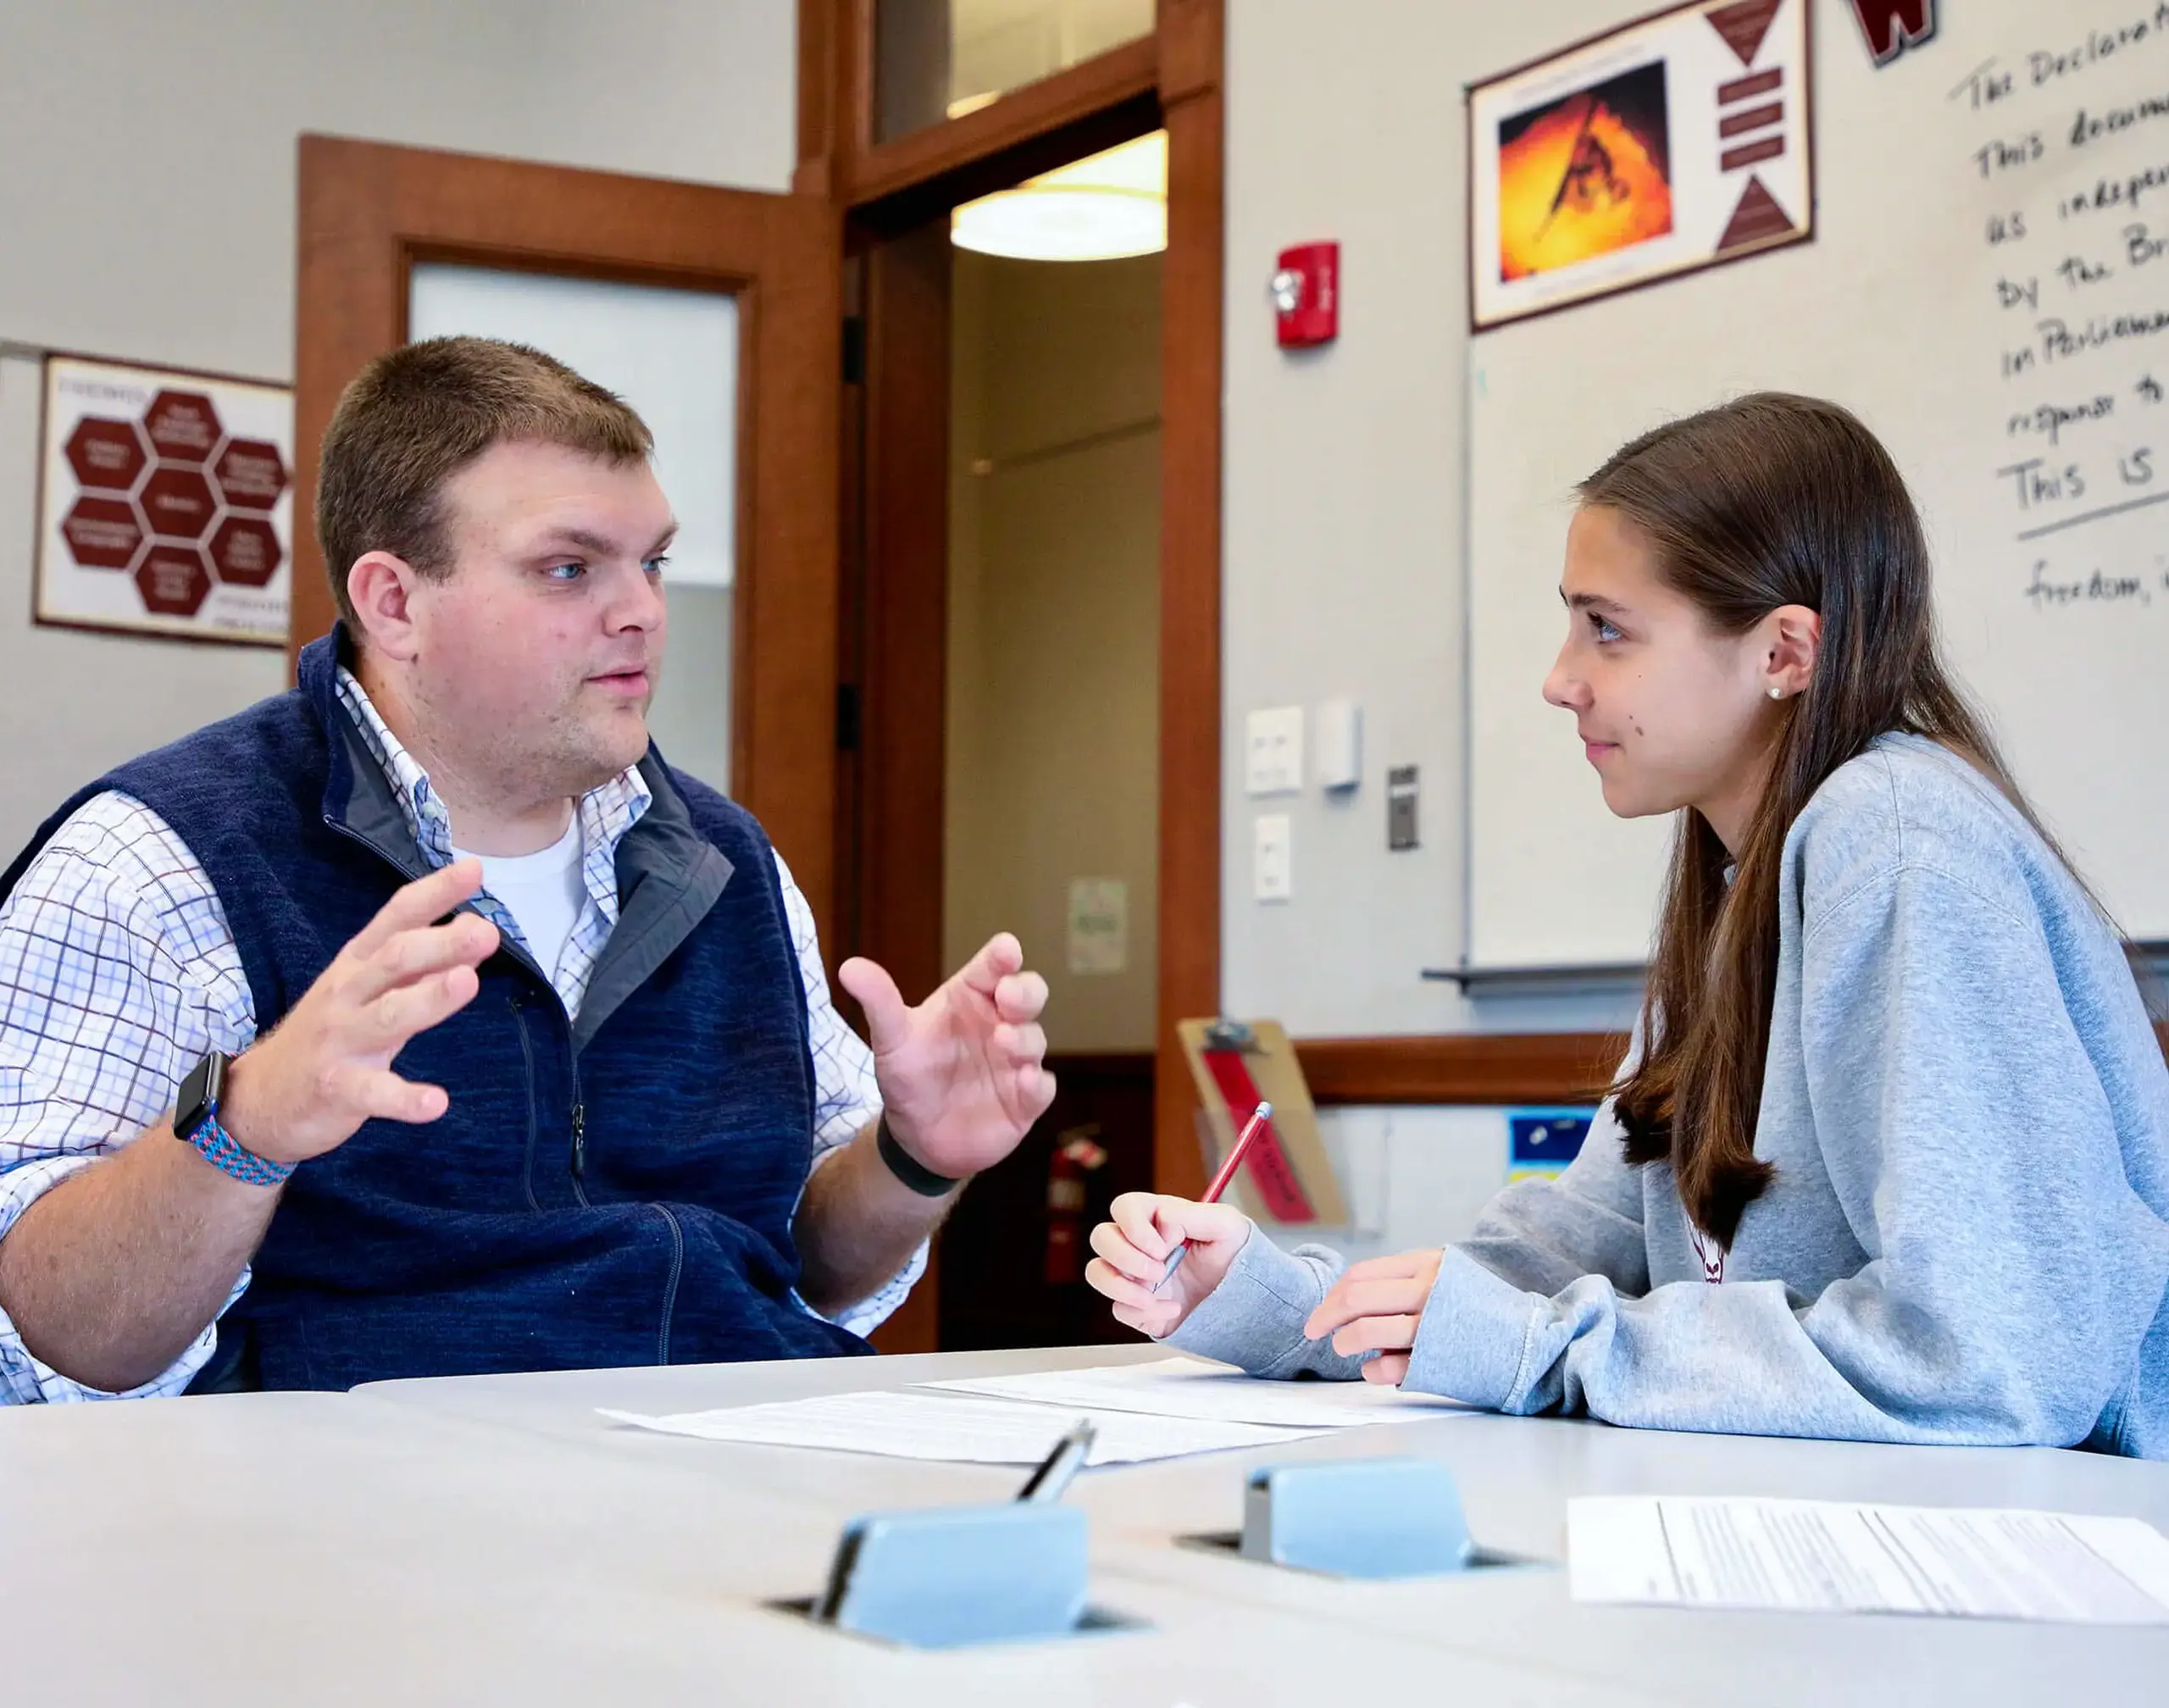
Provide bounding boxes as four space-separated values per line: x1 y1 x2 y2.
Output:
1469 0 1814 330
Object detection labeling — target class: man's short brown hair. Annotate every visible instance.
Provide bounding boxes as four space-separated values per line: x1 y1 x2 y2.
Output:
314 336 654 629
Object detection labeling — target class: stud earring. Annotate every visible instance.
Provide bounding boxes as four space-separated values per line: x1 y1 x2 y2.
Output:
1768 687 1784 700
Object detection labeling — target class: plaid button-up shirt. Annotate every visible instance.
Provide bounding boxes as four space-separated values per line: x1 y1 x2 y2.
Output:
0 673 916 1402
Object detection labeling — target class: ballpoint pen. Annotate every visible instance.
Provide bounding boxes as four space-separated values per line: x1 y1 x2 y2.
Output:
1016 1418 1096 1503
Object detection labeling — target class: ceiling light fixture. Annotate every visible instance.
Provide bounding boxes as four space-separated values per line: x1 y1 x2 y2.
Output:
950 130 1167 262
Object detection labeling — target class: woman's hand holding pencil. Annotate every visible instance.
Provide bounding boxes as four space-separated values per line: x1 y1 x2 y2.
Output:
1084 1101 1273 1339
1086 1192 1253 1339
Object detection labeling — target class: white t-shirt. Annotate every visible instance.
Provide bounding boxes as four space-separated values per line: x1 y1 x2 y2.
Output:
455 814 586 981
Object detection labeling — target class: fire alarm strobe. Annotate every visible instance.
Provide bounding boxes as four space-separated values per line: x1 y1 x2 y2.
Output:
1271 241 1339 348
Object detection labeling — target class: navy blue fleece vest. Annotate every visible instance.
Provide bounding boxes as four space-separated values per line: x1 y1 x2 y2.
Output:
3 634 871 1388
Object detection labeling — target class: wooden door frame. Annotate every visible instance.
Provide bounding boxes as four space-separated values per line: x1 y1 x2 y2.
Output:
290 135 845 934
801 0 1229 1209
800 3 1621 1211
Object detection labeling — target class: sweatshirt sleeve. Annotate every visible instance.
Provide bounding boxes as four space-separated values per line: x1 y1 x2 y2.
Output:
1400 862 2169 1446
1162 1227 1370 1379
1456 1101 1650 1297
1164 1106 1650 1382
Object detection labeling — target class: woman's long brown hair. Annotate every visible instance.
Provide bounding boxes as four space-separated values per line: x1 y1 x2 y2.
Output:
1588 393 2072 1247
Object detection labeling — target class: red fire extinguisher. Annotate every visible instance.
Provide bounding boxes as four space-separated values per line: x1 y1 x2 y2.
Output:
1045 1125 1109 1285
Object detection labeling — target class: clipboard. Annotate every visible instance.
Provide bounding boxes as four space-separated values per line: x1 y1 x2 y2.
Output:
1176 1018 1346 1228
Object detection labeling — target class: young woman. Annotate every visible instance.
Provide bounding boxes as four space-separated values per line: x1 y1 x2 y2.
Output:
1087 394 2169 1456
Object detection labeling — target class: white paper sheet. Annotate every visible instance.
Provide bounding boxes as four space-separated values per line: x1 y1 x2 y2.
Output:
1569 1496 2169 1624
596 1389 1327 1465
920 1357 1475 1429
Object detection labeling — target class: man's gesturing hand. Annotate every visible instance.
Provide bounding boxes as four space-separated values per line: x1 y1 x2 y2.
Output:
837 933 1054 1182
221 861 500 1167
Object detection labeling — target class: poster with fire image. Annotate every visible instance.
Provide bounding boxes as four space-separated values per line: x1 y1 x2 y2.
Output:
1468 0 1811 331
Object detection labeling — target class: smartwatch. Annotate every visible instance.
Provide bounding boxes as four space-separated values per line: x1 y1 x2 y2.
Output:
174 1051 294 1190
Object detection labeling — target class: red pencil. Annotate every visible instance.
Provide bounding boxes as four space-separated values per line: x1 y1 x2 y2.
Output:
1155 1100 1273 1290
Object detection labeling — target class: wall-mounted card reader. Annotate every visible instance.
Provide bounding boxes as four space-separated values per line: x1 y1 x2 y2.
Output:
1387 765 1419 851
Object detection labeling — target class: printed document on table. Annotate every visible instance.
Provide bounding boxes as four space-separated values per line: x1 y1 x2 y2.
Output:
1569 1496 2169 1624
597 1389 1328 1465
921 1356 1474 1428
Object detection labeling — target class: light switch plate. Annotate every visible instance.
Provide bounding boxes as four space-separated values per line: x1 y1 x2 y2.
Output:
1245 707 1305 796
1254 813 1293 901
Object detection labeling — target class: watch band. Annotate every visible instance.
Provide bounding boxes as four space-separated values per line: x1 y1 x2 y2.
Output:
174 1052 295 1190
180 1106 296 1190
876 1117 960 1197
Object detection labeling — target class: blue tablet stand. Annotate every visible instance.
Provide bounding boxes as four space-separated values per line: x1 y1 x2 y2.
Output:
1231 1457 1513 1580
809 1503 1108 1650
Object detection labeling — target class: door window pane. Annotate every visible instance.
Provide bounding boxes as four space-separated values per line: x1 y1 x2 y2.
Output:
406 264 738 791
875 0 1154 142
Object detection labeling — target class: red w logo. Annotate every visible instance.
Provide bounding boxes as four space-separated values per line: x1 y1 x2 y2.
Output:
1851 0 1937 66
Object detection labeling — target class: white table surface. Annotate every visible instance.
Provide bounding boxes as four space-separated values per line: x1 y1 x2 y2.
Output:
361 1346 2169 1705
4 1345 2163 1706
0 1357 1643 1708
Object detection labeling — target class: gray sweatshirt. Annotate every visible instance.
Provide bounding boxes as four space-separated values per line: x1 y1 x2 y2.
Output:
1171 735 2169 1457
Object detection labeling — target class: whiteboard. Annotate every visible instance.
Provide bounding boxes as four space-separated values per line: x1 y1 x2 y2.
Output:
1469 0 2169 970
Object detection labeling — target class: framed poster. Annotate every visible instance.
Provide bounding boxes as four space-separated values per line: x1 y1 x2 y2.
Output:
1468 0 1814 332
35 353 294 646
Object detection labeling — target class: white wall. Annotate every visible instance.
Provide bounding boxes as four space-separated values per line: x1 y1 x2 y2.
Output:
0 0 797 857
1221 3 1650 1238
1220 0 1649 1045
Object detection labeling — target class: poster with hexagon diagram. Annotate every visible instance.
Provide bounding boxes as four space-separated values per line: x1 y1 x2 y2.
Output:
36 355 292 646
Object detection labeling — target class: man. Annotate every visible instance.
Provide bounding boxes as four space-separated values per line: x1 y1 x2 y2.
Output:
0 336 1052 1399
